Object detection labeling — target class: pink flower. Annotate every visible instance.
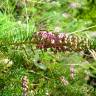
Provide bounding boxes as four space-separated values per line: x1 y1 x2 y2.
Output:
58 33 65 39
47 32 55 40
38 31 48 39
51 39 55 44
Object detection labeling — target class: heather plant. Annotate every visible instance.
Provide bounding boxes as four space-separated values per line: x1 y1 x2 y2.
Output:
0 0 96 96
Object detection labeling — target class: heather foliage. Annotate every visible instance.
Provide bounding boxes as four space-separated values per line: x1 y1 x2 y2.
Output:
0 0 96 96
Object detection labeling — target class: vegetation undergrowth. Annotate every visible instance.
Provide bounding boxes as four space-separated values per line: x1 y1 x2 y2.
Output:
0 0 96 96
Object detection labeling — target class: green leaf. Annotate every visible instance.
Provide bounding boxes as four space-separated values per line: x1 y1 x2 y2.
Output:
35 63 47 70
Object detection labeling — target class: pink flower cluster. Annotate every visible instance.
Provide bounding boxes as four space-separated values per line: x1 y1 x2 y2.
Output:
35 30 90 52
36 31 69 52
22 76 29 96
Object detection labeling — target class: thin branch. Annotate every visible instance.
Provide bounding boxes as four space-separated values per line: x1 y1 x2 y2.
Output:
70 25 96 34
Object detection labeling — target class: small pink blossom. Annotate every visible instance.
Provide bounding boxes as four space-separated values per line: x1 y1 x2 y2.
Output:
58 33 65 39
51 39 55 44
41 32 48 39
